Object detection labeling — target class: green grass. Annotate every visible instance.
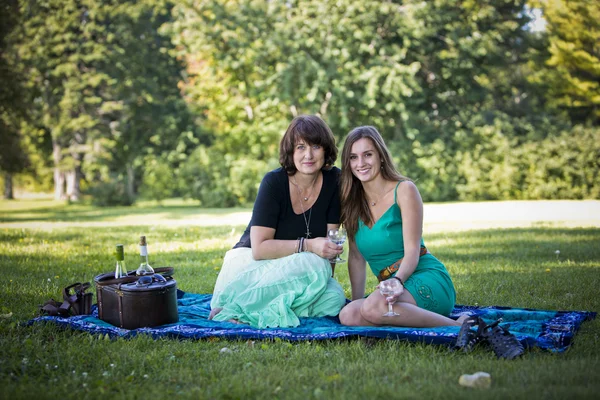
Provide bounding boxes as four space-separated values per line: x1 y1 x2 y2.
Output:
1 199 599 399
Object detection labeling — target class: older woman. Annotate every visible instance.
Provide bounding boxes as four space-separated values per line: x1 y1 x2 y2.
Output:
209 115 346 328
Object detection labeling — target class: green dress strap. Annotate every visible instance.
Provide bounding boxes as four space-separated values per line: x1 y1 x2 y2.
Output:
393 179 405 203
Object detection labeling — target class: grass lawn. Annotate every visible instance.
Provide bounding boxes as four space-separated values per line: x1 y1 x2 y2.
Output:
0 198 599 399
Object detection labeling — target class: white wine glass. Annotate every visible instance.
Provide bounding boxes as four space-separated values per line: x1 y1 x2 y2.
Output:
327 228 347 263
379 279 401 317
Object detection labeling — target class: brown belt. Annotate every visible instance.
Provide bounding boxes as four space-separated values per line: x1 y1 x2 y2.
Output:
376 246 429 282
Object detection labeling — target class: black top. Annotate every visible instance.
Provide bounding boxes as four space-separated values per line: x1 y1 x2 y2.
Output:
233 167 341 248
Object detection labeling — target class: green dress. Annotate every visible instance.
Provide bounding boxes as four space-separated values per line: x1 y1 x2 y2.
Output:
355 181 456 316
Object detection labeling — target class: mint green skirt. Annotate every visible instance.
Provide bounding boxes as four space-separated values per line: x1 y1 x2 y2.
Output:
211 250 346 328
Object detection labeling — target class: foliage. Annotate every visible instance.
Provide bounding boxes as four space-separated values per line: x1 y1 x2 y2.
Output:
177 145 275 207
457 124 600 200
6 0 600 202
16 0 115 173
178 146 237 207
514 125 600 199
87 178 134 207
228 157 277 206
170 0 600 202
12 0 201 201
97 0 202 197
139 157 179 202
530 0 600 124
0 0 30 176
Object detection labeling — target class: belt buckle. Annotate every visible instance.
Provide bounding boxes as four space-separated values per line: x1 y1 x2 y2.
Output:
383 266 393 280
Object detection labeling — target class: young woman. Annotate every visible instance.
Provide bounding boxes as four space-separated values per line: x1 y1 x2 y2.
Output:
338 126 466 327
209 115 346 328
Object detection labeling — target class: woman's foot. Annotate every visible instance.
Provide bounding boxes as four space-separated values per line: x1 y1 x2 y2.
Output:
208 307 222 320
456 313 472 325
209 308 245 325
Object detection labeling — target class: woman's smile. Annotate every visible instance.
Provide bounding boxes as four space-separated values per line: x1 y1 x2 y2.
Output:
350 138 381 181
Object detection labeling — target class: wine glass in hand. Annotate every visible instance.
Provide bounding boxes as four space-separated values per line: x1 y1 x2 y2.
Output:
379 278 401 317
327 228 347 263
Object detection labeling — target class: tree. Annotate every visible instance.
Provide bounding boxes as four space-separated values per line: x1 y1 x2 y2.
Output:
15 0 199 203
16 0 116 200
82 0 200 203
530 0 600 124
0 0 31 199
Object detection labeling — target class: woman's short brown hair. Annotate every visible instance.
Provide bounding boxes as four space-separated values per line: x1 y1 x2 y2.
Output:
279 115 337 174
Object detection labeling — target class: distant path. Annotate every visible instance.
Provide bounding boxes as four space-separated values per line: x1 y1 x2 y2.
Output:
422 200 599 232
1 200 598 232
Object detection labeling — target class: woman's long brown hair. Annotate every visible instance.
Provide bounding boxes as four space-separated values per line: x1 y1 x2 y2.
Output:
340 126 410 239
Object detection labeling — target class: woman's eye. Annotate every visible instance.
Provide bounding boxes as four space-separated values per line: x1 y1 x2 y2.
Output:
312 145 321 150
297 145 305 150
349 155 357 160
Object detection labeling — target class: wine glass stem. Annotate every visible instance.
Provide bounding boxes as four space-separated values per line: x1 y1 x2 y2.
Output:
388 302 393 314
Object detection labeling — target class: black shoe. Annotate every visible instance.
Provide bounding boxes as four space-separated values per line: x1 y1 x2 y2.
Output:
452 315 485 352
481 318 524 360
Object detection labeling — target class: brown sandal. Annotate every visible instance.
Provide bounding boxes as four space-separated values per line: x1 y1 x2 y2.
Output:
39 282 93 317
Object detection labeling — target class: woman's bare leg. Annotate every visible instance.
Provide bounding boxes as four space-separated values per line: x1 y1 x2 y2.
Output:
360 291 462 327
339 299 375 326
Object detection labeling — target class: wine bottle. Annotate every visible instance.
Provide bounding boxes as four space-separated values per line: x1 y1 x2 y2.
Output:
136 235 155 276
114 244 128 278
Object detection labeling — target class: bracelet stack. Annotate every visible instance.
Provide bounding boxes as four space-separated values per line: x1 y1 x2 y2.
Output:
296 237 306 253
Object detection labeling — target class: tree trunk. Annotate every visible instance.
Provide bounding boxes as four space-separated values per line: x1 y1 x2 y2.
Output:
3 172 14 200
66 133 84 201
54 168 65 200
126 164 135 201
65 163 82 201
52 140 65 200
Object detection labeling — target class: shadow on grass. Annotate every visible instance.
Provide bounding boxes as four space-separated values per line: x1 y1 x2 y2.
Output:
0 224 244 244
0 203 250 223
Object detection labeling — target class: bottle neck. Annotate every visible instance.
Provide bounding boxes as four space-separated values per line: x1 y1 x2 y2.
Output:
115 255 127 278
115 245 124 261
139 245 149 264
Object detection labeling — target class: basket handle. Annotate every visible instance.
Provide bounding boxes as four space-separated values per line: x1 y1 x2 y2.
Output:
95 267 175 286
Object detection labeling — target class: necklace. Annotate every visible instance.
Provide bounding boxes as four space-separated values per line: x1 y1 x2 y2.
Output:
291 174 319 202
367 184 396 207
291 175 317 238
298 197 312 238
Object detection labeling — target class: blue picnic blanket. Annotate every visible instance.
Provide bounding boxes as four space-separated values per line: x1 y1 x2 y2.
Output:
30 291 595 353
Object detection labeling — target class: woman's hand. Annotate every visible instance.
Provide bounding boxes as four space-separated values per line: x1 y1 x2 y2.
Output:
376 279 404 304
307 237 342 259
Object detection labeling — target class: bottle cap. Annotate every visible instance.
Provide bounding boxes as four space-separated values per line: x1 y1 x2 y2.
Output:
115 244 124 261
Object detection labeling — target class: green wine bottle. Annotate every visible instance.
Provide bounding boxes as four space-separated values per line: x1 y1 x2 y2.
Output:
114 244 128 278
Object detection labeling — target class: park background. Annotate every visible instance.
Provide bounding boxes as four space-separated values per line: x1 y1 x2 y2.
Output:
1 0 598 204
1 1 600 399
